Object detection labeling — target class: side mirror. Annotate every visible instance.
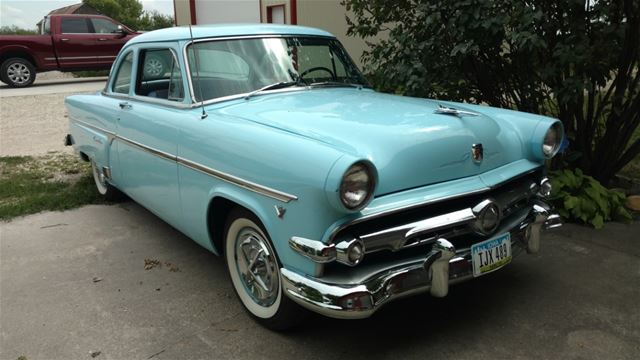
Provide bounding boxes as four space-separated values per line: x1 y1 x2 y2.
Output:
116 25 127 37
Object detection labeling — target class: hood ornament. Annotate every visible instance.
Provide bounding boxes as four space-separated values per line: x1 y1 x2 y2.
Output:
435 104 480 117
471 144 483 163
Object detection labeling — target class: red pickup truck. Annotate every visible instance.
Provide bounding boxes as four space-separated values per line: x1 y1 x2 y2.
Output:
0 14 139 87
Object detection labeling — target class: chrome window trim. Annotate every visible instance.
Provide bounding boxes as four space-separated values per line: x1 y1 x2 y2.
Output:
134 47 185 102
103 47 191 109
109 50 135 94
101 92 193 109
70 119 297 203
181 34 338 105
326 167 542 243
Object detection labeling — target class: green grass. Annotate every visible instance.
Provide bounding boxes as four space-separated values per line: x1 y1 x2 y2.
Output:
0 153 109 221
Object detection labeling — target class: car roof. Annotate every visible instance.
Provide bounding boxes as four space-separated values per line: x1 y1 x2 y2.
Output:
127 23 335 45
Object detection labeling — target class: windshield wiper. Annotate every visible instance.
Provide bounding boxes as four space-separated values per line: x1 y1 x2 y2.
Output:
309 81 365 89
244 81 298 100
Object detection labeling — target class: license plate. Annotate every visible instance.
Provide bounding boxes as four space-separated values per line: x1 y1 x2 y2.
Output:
471 233 512 277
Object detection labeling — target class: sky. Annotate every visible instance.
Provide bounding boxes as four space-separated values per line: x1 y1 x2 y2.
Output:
0 0 174 29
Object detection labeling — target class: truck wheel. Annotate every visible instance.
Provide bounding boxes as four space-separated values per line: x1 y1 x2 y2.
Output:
143 54 166 79
1 58 36 87
224 207 306 330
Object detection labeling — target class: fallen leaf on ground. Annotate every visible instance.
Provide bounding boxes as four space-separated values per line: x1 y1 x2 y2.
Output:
144 259 161 270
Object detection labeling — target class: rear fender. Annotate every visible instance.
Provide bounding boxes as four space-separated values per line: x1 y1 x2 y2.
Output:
70 121 113 170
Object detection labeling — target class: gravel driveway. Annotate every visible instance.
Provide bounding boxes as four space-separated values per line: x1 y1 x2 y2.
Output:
0 73 105 157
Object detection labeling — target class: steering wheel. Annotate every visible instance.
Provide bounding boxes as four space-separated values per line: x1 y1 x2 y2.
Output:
298 66 336 83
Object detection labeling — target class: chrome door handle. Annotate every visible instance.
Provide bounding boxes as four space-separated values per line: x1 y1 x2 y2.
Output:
98 38 108 41
60 38 69 42
119 102 132 109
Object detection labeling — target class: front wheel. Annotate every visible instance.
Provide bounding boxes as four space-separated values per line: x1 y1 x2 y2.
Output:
224 208 306 330
1 58 36 87
91 160 122 201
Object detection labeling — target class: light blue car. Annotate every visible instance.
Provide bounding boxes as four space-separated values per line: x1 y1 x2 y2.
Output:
65 24 563 330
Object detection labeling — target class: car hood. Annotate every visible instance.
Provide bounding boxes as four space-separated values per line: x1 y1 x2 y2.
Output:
217 88 528 196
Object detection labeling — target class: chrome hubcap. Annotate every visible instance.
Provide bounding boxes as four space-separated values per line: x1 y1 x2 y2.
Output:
144 59 163 76
7 63 31 84
235 228 279 307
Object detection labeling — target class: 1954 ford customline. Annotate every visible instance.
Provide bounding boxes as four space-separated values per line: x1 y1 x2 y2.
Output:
65 24 563 329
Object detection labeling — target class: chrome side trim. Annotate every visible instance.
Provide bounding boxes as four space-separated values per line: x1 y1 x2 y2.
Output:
177 156 298 203
69 119 297 203
57 56 96 60
117 135 177 162
71 118 115 142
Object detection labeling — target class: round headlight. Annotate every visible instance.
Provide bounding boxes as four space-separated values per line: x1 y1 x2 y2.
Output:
542 123 562 158
339 163 374 210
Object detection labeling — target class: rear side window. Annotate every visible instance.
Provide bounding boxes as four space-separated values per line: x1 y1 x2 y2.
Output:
112 52 134 94
91 18 119 34
61 18 89 33
136 49 184 102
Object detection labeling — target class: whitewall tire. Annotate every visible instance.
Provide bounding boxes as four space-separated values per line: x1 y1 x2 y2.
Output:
224 208 305 330
91 160 122 201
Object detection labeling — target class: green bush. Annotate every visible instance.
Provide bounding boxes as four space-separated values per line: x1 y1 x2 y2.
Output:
549 169 632 229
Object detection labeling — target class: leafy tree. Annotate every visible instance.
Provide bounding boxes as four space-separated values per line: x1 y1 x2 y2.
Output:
137 10 175 31
343 0 640 185
83 0 173 30
0 25 38 35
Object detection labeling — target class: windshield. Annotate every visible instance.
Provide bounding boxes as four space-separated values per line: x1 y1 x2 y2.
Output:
186 37 368 102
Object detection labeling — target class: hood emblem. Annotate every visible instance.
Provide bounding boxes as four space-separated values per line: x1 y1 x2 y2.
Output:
435 104 480 117
471 144 483 163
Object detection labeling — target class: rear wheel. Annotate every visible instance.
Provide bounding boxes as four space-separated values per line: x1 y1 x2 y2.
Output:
1 58 36 87
91 160 122 201
224 207 306 330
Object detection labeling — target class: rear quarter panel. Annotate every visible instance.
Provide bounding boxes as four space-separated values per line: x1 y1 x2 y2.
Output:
0 35 57 70
65 93 116 171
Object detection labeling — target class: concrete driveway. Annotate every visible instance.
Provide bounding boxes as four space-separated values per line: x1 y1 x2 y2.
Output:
1 202 638 360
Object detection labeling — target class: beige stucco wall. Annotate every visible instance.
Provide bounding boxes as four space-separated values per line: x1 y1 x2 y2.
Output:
174 0 192 25
296 0 370 69
196 0 260 24
176 0 376 69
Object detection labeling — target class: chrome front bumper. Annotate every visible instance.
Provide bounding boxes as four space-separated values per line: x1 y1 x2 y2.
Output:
281 202 561 319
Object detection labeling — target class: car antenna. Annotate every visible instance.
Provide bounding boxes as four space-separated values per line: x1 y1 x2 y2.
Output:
189 24 208 119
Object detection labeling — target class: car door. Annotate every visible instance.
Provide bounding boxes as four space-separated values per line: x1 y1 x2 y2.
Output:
112 46 182 226
89 17 130 66
53 16 98 68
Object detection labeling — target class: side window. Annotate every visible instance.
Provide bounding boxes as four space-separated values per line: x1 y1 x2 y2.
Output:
91 18 119 34
136 49 184 102
61 18 90 33
112 52 134 94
